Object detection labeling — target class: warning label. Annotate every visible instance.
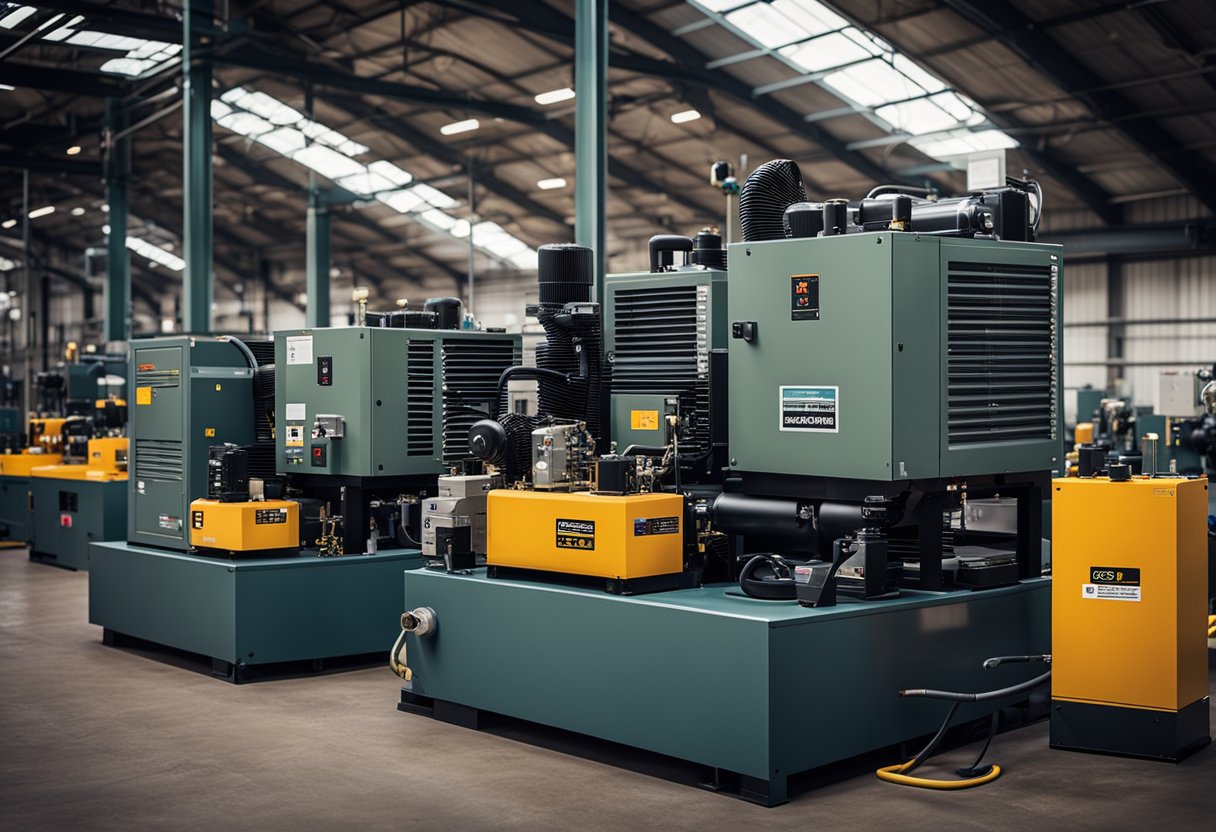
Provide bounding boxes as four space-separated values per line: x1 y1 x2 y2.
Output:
1082 565 1141 601
779 385 839 433
633 516 679 536
1082 584 1141 602
556 519 596 551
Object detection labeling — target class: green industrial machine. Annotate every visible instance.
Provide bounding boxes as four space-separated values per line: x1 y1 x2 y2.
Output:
0 473 30 543
275 326 520 478
727 232 1061 480
91 318 521 681
127 336 256 551
604 257 728 481
395 172 1060 803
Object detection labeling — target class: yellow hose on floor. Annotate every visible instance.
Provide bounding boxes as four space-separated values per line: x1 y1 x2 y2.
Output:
876 762 1002 789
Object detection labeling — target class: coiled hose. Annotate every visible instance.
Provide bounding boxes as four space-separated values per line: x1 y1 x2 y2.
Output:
876 655 1051 789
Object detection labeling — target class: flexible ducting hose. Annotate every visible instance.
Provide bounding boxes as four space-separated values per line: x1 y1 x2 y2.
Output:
739 159 809 242
218 335 258 370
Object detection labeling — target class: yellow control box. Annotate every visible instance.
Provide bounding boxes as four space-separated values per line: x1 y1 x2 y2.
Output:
1051 476 1210 760
486 490 683 580
189 499 299 554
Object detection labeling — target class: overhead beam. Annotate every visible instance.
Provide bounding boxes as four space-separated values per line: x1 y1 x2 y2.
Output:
0 63 126 97
0 154 102 176
477 0 909 187
1039 219 1216 258
941 0 1216 216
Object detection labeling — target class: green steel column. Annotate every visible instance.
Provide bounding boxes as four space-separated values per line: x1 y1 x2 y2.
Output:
306 185 331 328
575 0 608 300
183 0 214 333
104 99 130 344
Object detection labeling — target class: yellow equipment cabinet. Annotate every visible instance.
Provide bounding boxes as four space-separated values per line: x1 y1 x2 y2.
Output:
189 499 300 555
1051 476 1211 761
486 490 685 591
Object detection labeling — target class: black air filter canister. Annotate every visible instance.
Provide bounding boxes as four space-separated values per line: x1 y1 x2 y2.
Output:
538 243 594 305
425 297 464 329
783 202 824 239
691 230 726 270
739 159 809 242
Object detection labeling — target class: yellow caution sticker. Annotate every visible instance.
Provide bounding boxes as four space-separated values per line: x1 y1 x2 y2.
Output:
135 386 152 405
630 410 660 431
204 428 216 437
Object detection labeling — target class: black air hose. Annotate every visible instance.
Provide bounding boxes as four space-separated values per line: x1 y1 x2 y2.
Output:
739 159 809 242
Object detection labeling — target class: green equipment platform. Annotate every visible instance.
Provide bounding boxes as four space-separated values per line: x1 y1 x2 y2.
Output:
90 541 422 682
0 474 31 543
398 569 1051 806
30 479 126 571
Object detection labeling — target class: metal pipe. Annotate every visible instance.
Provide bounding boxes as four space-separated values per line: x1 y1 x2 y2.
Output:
182 0 214 334
112 99 183 142
575 0 607 294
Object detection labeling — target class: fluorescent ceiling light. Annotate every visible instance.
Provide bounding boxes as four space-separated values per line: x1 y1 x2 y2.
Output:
440 119 480 136
70 207 85 216
0 84 14 91
66 145 81 156
0 5 36 29
28 206 55 219
671 109 702 124
127 236 185 271
537 177 567 190
535 87 575 105
1 219 15 229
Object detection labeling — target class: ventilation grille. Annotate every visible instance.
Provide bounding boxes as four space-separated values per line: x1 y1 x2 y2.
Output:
135 367 180 387
947 260 1057 446
134 439 183 481
441 338 520 465
405 340 435 457
610 285 711 457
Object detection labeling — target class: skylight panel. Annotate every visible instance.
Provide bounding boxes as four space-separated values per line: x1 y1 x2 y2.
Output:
929 91 973 122
509 249 540 270
368 161 413 186
378 188 427 214
697 0 751 11
822 59 913 107
291 144 365 179
409 184 458 210
0 5 36 29
240 91 306 126
255 128 307 156
771 0 847 35
216 110 275 138
780 30 872 72
910 128 1017 161
874 99 959 135
725 2 809 48
335 170 396 196
98 57 155 76
419 209 459 231
892 54 946 94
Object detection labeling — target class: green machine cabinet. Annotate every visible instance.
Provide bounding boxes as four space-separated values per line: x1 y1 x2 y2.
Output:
128 336 256 551
275 327 520 477
603 269 729 474
0 474 31 542
30 477 126 570
726 233 1063 481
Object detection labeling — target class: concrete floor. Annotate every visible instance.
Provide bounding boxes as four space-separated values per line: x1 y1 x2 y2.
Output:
2 550 1215 831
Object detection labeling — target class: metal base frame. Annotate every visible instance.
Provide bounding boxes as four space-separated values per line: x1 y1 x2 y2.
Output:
397 568 1051 805
90 541 422 682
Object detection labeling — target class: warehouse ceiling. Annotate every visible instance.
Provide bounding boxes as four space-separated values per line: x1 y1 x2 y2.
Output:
1 0 1215 322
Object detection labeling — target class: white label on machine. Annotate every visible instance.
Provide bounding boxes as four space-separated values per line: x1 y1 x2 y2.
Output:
285 402 306 421
286 335 313 365
779 385 839 432
1081 584 1141 602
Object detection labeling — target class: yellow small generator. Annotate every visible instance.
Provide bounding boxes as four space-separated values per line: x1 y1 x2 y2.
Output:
1051 476 1211 761
189 498 300 556
486 490 684 593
